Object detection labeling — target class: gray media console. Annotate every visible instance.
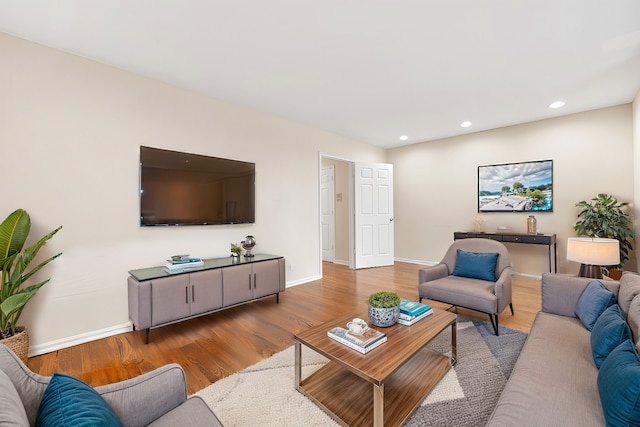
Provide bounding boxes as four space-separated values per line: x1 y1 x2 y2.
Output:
128 254 285 343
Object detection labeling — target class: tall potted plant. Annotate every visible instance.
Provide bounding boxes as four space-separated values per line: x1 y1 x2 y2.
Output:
0 209 62 361
574 193 634 276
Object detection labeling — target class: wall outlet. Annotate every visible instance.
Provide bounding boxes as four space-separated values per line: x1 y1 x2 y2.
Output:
289 263 297 271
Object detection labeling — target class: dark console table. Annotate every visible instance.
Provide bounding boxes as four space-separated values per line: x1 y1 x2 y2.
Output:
454 232 557 273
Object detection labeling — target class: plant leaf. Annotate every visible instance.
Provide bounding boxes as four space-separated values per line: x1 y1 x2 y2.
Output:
0 283 45 329
0 209 30 270
9 226 62 286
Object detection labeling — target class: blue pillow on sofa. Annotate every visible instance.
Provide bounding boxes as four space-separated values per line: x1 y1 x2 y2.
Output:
36 373 123 427
591 304 631 368
598 339 640 425
452 249 499 282
575 280 616 331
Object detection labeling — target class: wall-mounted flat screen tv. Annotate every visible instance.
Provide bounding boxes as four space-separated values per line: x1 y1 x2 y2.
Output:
139 146 255 226
478 159 553 212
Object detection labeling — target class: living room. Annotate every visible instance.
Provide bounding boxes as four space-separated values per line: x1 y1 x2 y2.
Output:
2 12 639 358
1 3 640 425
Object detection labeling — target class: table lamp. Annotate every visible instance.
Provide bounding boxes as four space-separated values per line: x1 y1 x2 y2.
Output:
566 237 620 279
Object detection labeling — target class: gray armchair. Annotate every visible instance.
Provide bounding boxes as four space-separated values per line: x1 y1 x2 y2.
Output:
418 238 513 335
0 344 223 427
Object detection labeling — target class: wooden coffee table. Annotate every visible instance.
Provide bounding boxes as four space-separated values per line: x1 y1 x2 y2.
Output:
294 308 457 427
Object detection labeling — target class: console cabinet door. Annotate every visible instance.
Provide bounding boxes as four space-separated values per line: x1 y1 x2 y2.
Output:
189 269 223 316
222 264 253 306
252 260 281 299
150 275 190 326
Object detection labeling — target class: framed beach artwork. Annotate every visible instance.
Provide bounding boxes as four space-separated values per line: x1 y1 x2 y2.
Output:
477 160 553 212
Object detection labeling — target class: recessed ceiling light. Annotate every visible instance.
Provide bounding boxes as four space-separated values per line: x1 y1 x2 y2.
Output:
399 135 408 141
549 101 565 109
460 121 472 128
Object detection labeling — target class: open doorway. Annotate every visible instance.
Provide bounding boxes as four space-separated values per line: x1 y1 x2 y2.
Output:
320 154 395 272
321 157 351 266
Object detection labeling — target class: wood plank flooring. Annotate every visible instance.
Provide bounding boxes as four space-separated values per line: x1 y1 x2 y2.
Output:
26 261 541 394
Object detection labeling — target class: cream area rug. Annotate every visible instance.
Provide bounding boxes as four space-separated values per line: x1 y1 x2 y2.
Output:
196 319 527 426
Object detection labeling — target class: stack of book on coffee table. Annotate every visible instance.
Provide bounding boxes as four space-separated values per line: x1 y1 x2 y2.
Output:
398 299 433 326
327 327 387 354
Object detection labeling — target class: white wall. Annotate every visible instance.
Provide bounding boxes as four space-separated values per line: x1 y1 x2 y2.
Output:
1 33 386 353
388 105 635 276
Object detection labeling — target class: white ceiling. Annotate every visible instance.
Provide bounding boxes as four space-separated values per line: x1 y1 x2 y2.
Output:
1 1 639 148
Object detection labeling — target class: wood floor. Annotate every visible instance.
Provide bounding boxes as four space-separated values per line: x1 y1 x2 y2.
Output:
27 261 541 394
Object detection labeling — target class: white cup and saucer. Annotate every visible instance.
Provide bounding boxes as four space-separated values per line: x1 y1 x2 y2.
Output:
346 318 369 335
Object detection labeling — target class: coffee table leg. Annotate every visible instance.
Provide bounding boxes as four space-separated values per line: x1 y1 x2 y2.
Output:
373 383 384 427
451 319 457 366
294 341 302 391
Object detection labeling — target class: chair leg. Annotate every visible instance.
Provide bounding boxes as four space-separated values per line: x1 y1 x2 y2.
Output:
488 314 499 336
509 303 514 315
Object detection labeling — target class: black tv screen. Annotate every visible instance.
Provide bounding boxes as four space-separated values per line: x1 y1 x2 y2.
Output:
139 146 255 226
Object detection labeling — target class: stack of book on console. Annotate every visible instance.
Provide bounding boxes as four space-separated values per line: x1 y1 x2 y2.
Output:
327 327 387 354
164 256 204 273
398 299 433 326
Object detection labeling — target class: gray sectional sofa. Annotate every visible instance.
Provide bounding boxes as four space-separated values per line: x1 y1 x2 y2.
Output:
487 272 640 426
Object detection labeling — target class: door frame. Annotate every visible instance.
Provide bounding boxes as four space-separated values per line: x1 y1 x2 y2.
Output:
319 153 355 271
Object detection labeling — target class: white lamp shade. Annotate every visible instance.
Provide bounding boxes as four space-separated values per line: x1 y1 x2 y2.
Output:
567 237 620 266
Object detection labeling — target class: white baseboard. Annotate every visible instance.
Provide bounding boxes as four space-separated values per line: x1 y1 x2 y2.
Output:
29 322 133 357
286 275 321 288
394 257 438 266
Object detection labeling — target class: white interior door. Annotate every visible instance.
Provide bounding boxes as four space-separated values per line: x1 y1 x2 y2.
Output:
352 162 394 269
321 166 335 262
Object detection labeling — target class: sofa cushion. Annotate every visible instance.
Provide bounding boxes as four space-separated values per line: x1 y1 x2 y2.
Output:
36 373 124 427
598 339 640 426
452 249 498 282
618 271 640 318
0 368 29 426
591 304 631 368
575 280 616 331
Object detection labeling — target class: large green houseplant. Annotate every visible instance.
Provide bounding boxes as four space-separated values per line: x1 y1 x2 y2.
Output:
0 209 62 359
574 193 634 269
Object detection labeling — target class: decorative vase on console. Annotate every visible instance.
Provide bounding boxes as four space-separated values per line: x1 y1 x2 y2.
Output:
241 236 256 258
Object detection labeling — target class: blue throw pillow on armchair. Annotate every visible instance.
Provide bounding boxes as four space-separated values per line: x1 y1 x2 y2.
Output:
36 373 123 427
452 249 499 282
575 280 616 331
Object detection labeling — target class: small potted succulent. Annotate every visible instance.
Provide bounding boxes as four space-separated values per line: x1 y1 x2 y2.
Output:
367 291 401 327
230 243 242 258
